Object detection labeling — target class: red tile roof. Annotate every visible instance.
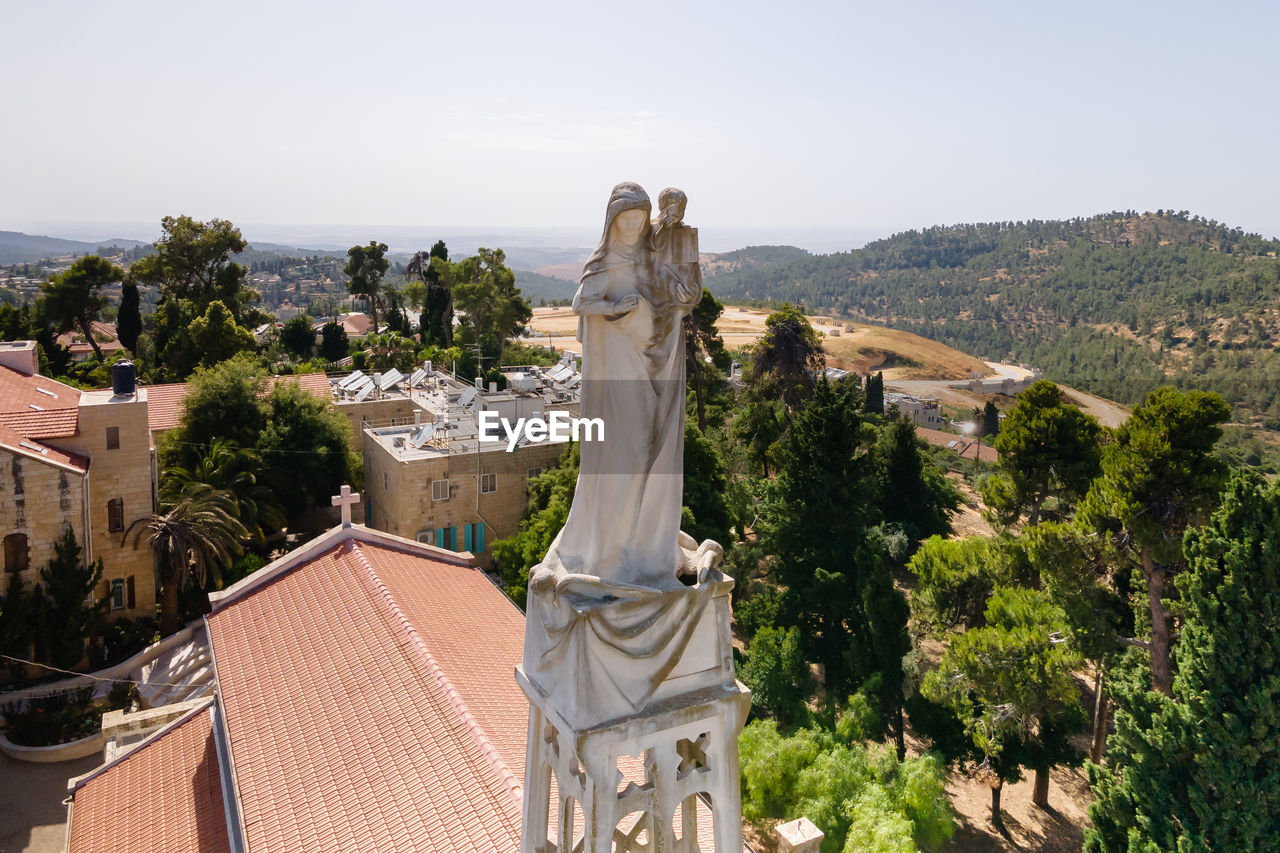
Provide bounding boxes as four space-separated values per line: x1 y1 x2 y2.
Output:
144 373 332 433
361 541 529 779
340 313 373 336
206 537 523 852
0 407 79 438
915 425 999 463
0 421 88 472
0 366 81 414
68 704 231 853
141 382 190 433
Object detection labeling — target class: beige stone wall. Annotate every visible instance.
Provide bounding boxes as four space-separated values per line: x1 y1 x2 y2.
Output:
0 450 88 587
335 396 425 441
363 438 568 564
48 391 156 618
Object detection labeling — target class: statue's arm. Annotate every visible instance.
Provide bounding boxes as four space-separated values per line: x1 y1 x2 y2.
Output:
573 283 639 316
673 263 703 308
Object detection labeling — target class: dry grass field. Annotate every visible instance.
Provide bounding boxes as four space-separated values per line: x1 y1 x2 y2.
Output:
527 305 992 381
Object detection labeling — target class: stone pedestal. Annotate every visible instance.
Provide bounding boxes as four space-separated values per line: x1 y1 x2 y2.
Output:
776 817 824 853
518 667 749 853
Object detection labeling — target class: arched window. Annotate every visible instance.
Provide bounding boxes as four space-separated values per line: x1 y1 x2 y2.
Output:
3 533 28 573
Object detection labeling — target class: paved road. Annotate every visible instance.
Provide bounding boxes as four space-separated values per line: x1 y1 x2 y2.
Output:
0 752 99 853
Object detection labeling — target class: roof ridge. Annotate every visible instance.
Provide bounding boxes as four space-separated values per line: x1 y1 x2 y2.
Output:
344 539 524 809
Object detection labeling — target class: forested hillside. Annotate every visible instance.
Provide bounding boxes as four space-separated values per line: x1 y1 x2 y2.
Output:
703 211 1280 419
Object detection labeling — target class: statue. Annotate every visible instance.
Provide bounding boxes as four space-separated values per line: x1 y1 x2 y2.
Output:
518 185 747 853
522 182 726 727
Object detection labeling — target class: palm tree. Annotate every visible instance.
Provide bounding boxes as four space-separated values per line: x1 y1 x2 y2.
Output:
126 483 247 634
363 331 417 373
162 439 283 544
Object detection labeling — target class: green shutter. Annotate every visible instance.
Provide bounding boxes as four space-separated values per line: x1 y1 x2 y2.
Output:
477 522 485 553
464 524 473 553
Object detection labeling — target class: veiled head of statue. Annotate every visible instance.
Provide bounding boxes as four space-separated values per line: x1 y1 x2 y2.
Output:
588 182 652 266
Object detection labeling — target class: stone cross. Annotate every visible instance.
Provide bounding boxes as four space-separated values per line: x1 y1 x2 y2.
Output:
331 485 361 528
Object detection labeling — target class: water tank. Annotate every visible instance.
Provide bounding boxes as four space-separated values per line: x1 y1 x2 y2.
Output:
112 361 136 396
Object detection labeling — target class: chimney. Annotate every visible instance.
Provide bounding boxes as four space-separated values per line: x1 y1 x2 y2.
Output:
0 341 38 376
777 817 824 853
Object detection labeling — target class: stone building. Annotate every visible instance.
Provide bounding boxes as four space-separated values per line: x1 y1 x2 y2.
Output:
0 342 155 618
884 391 946 427
355 362 582 561
0 342 335 624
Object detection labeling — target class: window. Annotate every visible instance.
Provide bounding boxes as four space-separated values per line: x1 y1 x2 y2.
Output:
3 533 28 573
480 472 497 494
110 579 126 610
434 526 457 551
526 467 543 482
107 498 124 532
105 426 120 450
431 479 450 501
463 522 486 554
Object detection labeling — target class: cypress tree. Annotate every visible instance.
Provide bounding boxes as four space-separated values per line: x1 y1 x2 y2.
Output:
1085 471 1280 851
117 282 142 352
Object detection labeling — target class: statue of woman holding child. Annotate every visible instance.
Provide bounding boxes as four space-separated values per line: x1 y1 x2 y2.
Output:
523 182 725 725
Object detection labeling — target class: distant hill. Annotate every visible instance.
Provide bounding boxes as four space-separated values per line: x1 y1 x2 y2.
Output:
246 242 347 259
701 244 811 277
702 211 1280 420
0 231 148 264
515 269 577 305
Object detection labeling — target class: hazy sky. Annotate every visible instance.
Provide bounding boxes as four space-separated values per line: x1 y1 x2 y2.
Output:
4 0 1278 242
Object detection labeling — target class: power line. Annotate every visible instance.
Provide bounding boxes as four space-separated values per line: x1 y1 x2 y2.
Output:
0 652 202 691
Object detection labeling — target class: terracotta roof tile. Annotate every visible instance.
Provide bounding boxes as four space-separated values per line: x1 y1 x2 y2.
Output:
144 373 332 433
0 366 81 415
0 422 88 472
68 706 231 853
371 545 529 778
206 538 523 852
141 382 190 432
0 407 79 438
915 425 999 462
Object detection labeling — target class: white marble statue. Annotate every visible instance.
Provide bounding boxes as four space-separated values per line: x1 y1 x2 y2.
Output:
523 182 725 727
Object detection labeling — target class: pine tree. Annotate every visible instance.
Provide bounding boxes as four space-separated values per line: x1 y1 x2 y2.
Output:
38 528 105 669
1085 471 1280 851
923 587 1086 822
982 380 1102 527
1078 387 1230 693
